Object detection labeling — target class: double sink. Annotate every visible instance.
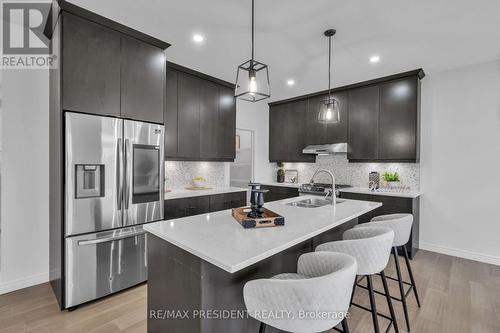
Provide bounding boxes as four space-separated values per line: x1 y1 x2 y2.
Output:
285 197 346 208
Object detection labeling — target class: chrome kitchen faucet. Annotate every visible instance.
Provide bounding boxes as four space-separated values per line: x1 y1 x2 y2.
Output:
309 169 336 205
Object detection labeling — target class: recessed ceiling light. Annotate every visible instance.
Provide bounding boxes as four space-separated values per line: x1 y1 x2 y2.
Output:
286 79 295 86
369 55 380 63
193 34 204 43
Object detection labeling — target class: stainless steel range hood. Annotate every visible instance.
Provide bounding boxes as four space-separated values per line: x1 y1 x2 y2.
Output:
302 143 347 155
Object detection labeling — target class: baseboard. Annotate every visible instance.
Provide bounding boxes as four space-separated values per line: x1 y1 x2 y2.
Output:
419 241 500 266
0 272 49 295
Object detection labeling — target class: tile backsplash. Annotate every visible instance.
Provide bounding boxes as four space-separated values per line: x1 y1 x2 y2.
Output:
279 154 420 191
165 155 419 191
165 161 227 188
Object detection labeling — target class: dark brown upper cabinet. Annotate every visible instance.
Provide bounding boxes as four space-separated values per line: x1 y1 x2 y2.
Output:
306 91 348 145
269 103 289 162
348 76 420 162
199 79 219 159
120 36 164 124
347 85 380 161
378 77 419 161
269 69 423 163
165 63 236 161
217 86 237 159
48 1 170 310
269 100 315 163
165 67 178 158
62 13 121 117
177 71 201 159
61 12 166 124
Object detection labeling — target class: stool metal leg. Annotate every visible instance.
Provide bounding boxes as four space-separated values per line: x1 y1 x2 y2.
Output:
366 275 380 333
350 277 357 305
258 322 266 333
380 271 400 333
341 318 350 333
403 244 421 307
393 247 411 332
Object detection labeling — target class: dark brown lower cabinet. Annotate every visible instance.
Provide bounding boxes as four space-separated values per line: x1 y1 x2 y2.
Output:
339 192 420 258
259 185 299 202
209 193 247 212
164 196 210 220
147 217 358 333
164 192 247 220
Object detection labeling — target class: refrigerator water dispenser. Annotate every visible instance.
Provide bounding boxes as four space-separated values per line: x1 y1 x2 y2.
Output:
75 164 104 198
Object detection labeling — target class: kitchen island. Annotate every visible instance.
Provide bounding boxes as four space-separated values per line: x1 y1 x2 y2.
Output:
144 196 382 333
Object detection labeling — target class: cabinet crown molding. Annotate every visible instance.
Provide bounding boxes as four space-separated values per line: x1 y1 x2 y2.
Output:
269 68 425 107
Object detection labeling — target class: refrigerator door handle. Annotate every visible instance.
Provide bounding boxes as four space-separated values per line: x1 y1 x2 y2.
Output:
124 138 130 210
77 229 146 246
116 138 123 211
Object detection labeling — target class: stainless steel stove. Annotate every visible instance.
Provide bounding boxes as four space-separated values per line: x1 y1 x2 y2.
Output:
298 183 351 197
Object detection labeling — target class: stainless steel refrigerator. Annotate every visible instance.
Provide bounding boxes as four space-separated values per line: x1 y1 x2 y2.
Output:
64 112 164 308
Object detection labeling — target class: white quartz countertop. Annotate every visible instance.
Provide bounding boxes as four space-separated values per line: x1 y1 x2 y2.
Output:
164 187 248 200
256 183 420 198
339 187 421 199
258 182 302 188
144 195 382 273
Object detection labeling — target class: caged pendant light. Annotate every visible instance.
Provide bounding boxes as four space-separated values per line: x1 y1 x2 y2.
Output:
234 0 270 102
318 29 340 123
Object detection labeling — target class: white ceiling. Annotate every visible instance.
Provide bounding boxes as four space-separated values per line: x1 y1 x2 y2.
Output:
70 0 500 102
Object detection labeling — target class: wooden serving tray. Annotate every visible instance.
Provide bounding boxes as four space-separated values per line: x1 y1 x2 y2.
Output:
232 207 285 229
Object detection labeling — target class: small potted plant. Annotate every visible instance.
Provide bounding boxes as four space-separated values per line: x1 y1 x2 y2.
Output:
277 162 285 183
383 172 400 188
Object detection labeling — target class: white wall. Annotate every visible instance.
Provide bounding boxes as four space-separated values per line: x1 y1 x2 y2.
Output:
420 59 500 265
0 69 49 293
235 100 273 182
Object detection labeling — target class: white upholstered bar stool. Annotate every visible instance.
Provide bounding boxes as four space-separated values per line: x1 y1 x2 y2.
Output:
243 252 357 333
356 213 421 332
316 227 399 333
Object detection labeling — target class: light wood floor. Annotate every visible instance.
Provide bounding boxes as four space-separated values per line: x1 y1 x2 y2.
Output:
1 250 499 333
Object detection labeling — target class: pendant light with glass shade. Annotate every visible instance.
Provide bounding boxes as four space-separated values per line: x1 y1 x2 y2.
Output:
318 29 340 123
234 0 270 102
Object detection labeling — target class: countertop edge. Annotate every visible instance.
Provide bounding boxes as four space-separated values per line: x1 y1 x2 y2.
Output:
144 200 382 273
164 187 248 200
339 187 421 199
257 183 421 198
258 182 302 188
